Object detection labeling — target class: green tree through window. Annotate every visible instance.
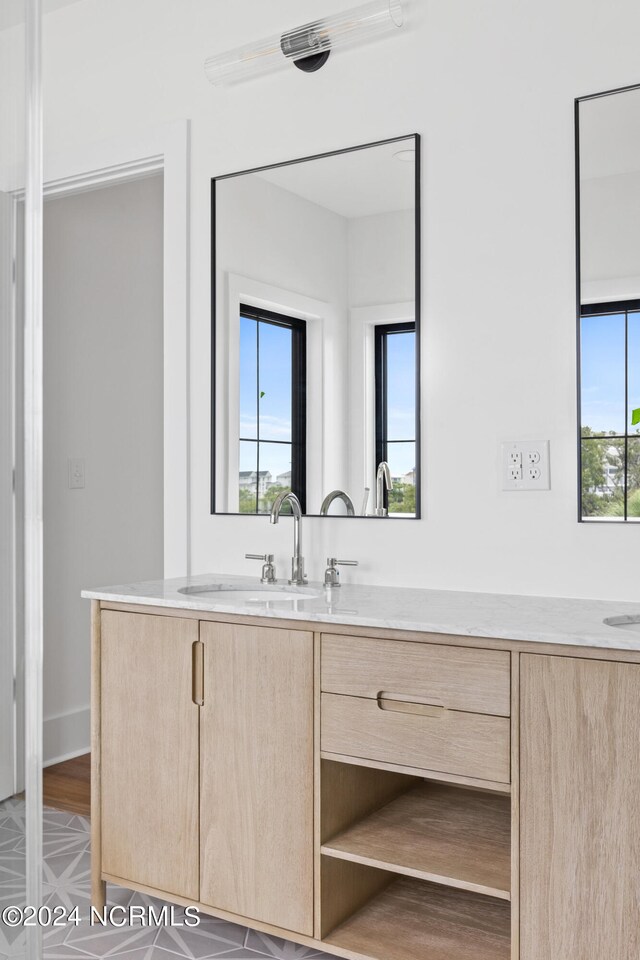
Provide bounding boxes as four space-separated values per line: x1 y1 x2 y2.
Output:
580 303 640 521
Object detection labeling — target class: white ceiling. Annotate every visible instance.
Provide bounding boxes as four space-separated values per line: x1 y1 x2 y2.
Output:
0 0 86 31
254 137 416 219
580 86 640 181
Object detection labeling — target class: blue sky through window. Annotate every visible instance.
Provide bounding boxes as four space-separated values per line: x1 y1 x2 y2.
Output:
385 330 416 475
239 314 294 491
239 316 293 442
581 312 625 434
628 312 640 426
581 310 640 435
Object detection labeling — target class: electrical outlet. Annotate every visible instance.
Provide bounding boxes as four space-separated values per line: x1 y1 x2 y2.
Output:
68 458 85 489
502 441 550 491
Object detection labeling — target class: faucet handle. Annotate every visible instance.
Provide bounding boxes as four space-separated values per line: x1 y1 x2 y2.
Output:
245 553 277 584
324 557 358 587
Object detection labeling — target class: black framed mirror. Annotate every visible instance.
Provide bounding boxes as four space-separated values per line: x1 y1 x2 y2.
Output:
211 134 421 518
576 86 640 522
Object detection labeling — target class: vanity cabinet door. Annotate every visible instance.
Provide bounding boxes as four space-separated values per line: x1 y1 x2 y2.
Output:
100 610 200 899
520 654 640 960
199 622 314 936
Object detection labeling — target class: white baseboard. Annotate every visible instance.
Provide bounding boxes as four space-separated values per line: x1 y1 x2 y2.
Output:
43 707 90 767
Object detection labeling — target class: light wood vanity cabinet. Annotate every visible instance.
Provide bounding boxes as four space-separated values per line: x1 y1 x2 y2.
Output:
321 634 511 714
94 609 314 936
199 621 314 934
99 611 200 899
321 635 512 783
520 655 640 960
92 601 640 960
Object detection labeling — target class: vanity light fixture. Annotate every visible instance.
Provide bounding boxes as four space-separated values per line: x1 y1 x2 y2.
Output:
204 0 403 86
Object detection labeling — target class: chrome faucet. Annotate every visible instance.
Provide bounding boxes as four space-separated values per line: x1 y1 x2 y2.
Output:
320 489 355 516
245 553 277 584
374 461 393 517
324 557 358 587
270 491 307 585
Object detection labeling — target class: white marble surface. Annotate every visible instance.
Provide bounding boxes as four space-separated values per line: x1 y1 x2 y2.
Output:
82 572 640 651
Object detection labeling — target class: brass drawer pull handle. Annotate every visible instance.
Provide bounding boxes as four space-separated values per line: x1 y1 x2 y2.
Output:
377 691 445 718
192 641 204 705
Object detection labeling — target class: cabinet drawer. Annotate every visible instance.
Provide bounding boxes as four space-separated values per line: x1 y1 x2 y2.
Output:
321 692 511 783
321 635 511 717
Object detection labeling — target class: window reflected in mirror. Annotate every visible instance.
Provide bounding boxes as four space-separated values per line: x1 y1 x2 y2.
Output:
375 322 416 515
238 305 306 514
580 304 640 519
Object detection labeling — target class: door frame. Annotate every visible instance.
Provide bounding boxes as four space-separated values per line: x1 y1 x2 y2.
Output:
42 118 191 579
11 119 190 792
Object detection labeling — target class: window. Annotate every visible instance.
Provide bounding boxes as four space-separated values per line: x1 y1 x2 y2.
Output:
238 304 306 515
580 300 640 521
375 321 417 515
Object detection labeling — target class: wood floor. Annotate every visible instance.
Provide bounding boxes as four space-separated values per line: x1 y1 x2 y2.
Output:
43 753 91 817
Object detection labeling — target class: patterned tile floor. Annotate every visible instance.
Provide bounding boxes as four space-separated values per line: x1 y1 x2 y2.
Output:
0 799 334 960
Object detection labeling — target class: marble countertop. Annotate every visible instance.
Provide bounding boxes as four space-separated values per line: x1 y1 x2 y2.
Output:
82 573 640 651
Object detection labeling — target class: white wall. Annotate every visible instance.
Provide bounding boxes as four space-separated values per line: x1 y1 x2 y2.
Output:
21 0 640 602
43 176 164 762
348 210 414 308
0 19 25 193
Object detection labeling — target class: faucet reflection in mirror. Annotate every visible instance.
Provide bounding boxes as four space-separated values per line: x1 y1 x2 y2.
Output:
319 463 393 517
320 490 356 516
374 461 393 517
211 135 420 519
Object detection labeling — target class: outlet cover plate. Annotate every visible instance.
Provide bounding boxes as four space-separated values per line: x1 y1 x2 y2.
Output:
502 441 550 491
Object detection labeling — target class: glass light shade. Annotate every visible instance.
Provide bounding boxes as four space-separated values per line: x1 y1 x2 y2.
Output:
205 0 403 86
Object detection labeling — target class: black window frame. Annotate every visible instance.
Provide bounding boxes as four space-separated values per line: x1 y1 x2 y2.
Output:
237 304 307 515
374 320 418 514
579 298 640 522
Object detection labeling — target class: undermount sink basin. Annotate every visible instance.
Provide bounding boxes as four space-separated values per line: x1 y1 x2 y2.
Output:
178 584 320 604
603 615 640 633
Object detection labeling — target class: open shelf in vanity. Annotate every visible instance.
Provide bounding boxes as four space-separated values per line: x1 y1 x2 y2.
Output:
324 875 510 960
318 757 513 959
321 780 511 899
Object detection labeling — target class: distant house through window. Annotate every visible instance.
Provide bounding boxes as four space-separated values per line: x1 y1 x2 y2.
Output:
374 321 417 515
580 300 640 521
238 304 307 514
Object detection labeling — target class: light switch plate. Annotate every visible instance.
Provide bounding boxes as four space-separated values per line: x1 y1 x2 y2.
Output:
68 458 85 489
501 441 550 491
